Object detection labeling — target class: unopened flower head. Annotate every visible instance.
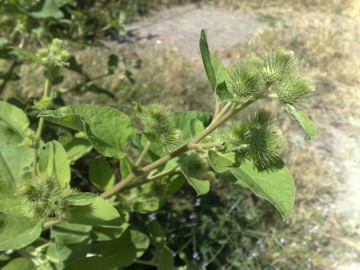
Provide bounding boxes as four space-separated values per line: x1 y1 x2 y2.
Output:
36 38 69 69
226 60 264 98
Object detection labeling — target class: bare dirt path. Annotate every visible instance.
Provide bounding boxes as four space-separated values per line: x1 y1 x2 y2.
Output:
124 4 263 59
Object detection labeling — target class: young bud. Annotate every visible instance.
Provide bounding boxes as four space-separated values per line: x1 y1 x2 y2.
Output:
246 110 282 170
224 122 249 153
139 103 181 152
36 38 69 69
18 174 71 218
257 49 298 84
276 74 314 107
226 60 264 98
180 153 208 178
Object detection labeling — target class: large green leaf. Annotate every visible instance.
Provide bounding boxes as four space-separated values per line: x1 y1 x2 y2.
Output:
64 256 112 270
38 141 70 188
0 101 29 136
2 258 35 270
0 122 32 188
100 229 150 268
51 222 92 265
66 197 122 227
0 213 42 251
285 104 316 139
59 135 93 162
89 157 115 191
39 105 135 159
208 151 295 219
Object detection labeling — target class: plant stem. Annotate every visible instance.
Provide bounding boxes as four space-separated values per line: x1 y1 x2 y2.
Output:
42 218 62 230
214 96 220 117
32 78 51 176
213 102 232 121
100 99 255 199
135 141 151 166
190 142 223 149
122 166 180 191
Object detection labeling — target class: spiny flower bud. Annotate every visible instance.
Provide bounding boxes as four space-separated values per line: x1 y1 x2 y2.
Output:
257 49 298 84
36 38 69 69
276 74 314 107
224 122 249 153
246 110 282 170
19 174 71 218
226 60 264 98
139 103 181 152
179 153 208 178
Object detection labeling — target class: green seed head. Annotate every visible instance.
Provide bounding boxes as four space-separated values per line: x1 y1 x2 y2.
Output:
276 74 314 107
257 49 298 84
246 110 283 170
36 38 69 69
226 60 264 98
139 103 181 152
19 174 70 218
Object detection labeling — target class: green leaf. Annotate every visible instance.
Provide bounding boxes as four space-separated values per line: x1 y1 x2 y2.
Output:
208 151 295 219
39 105 135 159
148 220 166 249
0 213 42 251
51 221 92 265
158 246 174 270
285 104 316 139
89 157 115 191
190 118 205 138
0 122 32 188
0 190 26 216
27 0 64 19
67 197 122 227
91 212 129 241
123 174 185 213
65 193 97 206
100 229 150 268
59 135 92 162
181 170 210 196
64 256 112 270
199 29 216 90
2 258 35 270
171 111 212 142
211 55 227 85
120 156 135 179
107 54 119 74
38 141 70 188
0 100 29 136
215 81 252 104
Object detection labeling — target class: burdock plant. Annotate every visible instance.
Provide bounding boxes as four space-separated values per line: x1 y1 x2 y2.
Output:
0 29 316 269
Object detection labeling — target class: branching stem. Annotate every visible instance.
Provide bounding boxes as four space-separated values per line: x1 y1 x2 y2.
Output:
135 141 151 166
100 99 255 199
32 78 51 176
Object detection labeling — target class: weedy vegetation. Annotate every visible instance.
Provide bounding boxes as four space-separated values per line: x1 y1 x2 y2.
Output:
0 22 318 269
